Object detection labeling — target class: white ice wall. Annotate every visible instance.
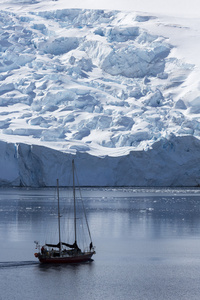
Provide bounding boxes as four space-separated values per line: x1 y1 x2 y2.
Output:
1 135 200 187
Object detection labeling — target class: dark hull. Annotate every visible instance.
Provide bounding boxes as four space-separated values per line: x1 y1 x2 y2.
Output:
38 252 94 264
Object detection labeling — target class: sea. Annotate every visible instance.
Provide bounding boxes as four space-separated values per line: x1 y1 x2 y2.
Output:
1 187 200 300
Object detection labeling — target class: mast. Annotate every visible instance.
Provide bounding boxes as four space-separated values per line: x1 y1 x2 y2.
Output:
72 160 77 244
57 179 62 255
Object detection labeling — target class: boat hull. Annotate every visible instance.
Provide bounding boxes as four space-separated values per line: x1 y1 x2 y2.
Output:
37 252 95 264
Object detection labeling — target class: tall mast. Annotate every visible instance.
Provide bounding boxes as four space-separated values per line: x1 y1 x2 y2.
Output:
72 160 77 243
57 179 62 255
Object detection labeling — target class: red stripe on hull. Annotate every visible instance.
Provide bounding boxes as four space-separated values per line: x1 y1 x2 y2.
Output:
38 253 94 264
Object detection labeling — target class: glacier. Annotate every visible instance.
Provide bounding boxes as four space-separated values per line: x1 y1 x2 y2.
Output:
0 0 200 186
1 135 200 187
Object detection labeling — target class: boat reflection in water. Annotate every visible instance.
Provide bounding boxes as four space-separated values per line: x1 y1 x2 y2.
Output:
34 160 96 263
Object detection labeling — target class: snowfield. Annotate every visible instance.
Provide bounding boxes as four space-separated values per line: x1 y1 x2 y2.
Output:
0 0 200 186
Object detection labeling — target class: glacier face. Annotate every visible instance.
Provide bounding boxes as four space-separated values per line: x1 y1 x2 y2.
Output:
0 3 200 186
1 135 200 187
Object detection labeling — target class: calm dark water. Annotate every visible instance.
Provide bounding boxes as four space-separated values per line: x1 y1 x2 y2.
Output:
1 187 200 300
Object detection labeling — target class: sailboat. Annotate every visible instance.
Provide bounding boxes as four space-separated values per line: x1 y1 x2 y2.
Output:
34 159 96 263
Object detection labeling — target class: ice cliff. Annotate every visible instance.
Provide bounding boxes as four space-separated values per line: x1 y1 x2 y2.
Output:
0 2 200 186
1 135 200 187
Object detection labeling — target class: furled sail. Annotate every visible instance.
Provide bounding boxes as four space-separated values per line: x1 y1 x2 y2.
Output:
46 241 80 250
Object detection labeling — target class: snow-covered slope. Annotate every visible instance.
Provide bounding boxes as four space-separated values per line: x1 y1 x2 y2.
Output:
0 0 200 186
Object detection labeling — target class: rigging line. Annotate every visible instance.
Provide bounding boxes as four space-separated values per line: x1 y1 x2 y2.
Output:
72 159 77 243
57 179 62 254
44 190 57 245
74 164 93 244
63 160 75 244
80 217 87 250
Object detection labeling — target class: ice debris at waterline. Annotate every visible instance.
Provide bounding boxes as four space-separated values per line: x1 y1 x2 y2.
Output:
0 4 200 186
